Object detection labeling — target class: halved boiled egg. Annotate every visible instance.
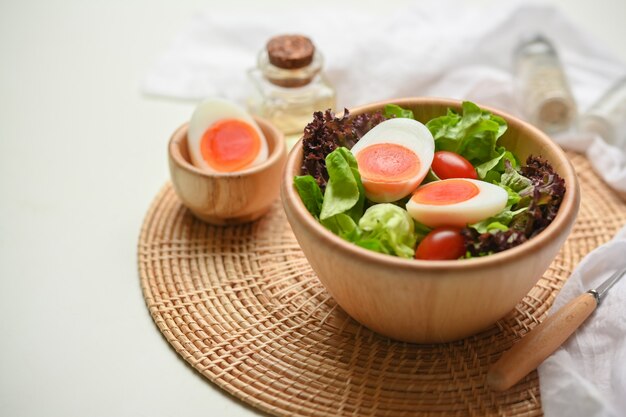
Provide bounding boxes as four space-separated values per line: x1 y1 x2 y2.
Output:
406 178 508 228
350 118 434 203
187 98 268 173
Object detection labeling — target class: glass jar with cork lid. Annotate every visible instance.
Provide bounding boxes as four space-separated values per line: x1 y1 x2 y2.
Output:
247 34 336 146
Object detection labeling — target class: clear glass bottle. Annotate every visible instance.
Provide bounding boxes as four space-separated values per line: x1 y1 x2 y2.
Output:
580 77 626 150
514 35 577 134
247 35 336 146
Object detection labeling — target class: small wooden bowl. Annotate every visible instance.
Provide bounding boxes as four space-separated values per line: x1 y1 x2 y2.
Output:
281 97 581 343
169 117 287 225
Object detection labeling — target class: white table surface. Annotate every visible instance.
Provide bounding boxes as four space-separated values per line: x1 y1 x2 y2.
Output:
1 1 624 416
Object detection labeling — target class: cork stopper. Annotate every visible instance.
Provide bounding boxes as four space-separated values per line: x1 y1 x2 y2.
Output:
266 35 315 69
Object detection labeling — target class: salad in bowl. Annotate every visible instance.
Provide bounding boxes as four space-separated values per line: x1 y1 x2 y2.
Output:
294 101 566 260
281 98 579 342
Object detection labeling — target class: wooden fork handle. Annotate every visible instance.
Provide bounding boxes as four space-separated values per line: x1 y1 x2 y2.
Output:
487 292 597 391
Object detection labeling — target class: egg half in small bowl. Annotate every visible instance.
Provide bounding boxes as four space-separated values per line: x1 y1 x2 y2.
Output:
187 98 269 174
168 99 286 225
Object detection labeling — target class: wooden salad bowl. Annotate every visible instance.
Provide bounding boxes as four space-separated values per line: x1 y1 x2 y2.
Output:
281 97 580 343
169 117 287 225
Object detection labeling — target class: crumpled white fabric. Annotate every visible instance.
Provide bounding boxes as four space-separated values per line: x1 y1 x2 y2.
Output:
538 227 626 417
142 0 626 193
142 3 626 415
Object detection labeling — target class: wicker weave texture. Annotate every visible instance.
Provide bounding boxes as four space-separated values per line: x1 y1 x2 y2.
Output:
138 153 626 417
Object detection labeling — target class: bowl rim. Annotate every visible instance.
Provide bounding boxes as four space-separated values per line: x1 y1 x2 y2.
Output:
169 116 285 178
282 96 580 272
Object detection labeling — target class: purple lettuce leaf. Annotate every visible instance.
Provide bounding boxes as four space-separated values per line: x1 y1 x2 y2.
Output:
301 109 387 190
463 155 566 256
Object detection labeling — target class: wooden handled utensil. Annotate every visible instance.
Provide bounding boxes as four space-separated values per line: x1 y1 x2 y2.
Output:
487 267 626 392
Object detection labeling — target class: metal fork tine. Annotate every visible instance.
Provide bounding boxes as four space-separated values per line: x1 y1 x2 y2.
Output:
594 267 626 304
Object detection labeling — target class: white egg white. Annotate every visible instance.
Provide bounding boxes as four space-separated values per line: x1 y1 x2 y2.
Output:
406 179 508 228
187 98 268 173
350 118 435 203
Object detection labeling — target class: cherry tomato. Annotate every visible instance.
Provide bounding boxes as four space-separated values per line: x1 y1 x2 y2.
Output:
415 227 466 260
431 151 478 180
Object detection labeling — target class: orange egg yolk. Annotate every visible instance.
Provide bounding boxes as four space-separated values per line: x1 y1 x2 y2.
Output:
200 119 261 172
411 179 479 205
356 143 421 182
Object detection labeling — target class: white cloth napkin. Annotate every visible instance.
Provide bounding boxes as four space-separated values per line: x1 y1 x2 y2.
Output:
142 0 626 193
142 2 626 415
538 227 626 417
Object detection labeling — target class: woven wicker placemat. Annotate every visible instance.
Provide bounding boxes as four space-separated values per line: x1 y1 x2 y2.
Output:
138 152 626 417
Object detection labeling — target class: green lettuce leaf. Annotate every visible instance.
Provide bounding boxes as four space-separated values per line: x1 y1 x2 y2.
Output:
294 148 367 244
499 184 522 207
475 147 517 180
293 175 324 219
319 147 365 223
475 154 503 179
383 104 415 119
322 213 361 242
469 206 528 234
426 101 507 166
470 161 534 234
413 221 432 243
483 170 502 184
497 161 534 207
356 204 417 258
500 162 533 194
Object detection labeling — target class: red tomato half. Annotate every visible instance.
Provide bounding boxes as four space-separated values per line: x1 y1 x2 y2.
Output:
415 227 466 260
431 151 478 180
